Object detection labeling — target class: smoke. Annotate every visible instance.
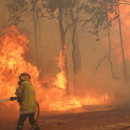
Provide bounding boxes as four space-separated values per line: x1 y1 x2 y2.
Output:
0 102 19 120
73 64 130 109
0 1 130 116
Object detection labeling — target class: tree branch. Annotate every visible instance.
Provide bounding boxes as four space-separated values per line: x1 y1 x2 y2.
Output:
65 19 92 35
93 54 108 78
107 27 115 79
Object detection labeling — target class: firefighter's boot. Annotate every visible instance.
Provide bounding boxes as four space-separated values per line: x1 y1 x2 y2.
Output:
16 126 22 130
34 125 40 130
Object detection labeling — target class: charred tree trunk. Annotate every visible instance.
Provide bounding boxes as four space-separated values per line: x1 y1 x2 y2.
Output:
1 1 7 27
33 1 42 78
7 0 17 25
107 27 115 79
58 2 69 95
63 17 82 75
117 4 127 79
74 31 82 72
37 16 43 78
69 4 79 94
33 10 40 70
72 23 77 94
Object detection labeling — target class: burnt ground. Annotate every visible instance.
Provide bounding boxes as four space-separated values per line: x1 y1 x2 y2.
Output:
1 106 130 130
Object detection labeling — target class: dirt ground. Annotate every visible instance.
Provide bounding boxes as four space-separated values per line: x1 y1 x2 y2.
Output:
1 106 130 130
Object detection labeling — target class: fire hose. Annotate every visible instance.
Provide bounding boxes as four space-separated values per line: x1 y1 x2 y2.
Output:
0 97 40 130
119 126 130 130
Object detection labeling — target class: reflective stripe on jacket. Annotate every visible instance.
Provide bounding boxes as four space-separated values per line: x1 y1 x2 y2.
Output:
15 81 37 115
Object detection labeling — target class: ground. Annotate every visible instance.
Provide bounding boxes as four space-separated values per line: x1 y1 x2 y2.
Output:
1 106 130 130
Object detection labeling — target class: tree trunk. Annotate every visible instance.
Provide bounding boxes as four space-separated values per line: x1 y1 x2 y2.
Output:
7 0 17 25
37 15 43 78
58 3 69 95
107 27 115 79
33 2 42 78
74 32 82 72
69 4 82 95
63 16 82 74
33 11 40 69
117 4 127 79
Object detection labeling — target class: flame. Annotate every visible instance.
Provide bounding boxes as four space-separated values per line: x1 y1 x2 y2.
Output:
109 4 130 63
0 25 113 111
53 8 59 14
53 45 67 89
48 8 59 14
0 25 41 108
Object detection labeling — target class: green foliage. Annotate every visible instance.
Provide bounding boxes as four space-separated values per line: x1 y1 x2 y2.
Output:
82 0 120 41
6 0 84 23
6 0 121 41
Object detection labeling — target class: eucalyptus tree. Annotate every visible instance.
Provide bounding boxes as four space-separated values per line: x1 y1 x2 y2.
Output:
82 0 128 79
40 0 88 95
6 0 87 95
6 0 43 78
7 0 127 94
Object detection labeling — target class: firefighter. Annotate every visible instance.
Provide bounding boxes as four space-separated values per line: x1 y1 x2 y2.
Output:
15 73 40 130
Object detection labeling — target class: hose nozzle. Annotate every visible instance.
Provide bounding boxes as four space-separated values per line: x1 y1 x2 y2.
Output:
10 97 18 101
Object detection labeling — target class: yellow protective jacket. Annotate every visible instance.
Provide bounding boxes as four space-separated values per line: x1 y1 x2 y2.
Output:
15 76 37 115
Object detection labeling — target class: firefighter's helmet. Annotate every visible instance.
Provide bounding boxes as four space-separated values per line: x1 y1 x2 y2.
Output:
19 73 31 80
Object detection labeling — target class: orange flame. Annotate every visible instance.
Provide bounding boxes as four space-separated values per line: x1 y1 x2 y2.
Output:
109 4 130 63
53 45 67 89
48 8 59 14
0 25 113 111
0 25 41 107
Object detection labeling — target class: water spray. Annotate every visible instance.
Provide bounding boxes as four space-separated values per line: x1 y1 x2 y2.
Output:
0 97 23 103
0 97 40 130
0 98 11 103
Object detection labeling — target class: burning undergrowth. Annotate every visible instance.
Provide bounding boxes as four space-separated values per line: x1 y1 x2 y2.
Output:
0 25 113 112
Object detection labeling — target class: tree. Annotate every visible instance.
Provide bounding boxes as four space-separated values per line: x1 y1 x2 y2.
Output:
116 3 127 79
43 0 91 94
6 0 84 95
82 0 127 79
6 0 43 78
7 0 124 93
